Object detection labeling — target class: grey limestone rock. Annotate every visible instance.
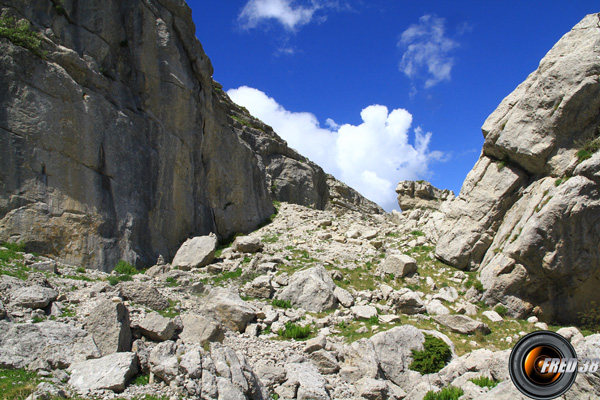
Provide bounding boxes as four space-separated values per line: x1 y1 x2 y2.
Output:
10 285 58 309
433 314 491 335
69 352 138 393
435 14 600 323
200 287 257 332
138 312 176 342
232 236 263 253
179 314 224 345
85 299 131 356
119 282 169 311
380 252 417 278
0 321 100 369
171 234 218 270
396 180 454 211
277 265 338 313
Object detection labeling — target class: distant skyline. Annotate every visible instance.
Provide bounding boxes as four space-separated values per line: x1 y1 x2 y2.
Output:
188 1 599 211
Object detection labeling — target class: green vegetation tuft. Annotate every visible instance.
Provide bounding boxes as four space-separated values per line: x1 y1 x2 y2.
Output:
0 16 45 58
469 376 500 389
578 301 600 332
410 230 425 237
576 137 600 163
494 304 507 317
114 260 138 275
278 321 311 340
409 334 452 374
272 299 292 309
423 386 464 400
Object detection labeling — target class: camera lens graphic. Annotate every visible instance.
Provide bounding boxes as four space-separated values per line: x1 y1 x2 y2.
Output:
509 331 578 400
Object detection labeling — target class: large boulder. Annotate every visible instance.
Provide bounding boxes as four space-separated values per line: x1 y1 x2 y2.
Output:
179 314 224 345
379 252 417 278
69 352 138 393
138 312 176 342
0 321 100 369
435 14 600 323
119 282 169 311
200 288 257 332
171 234 218 270
10 285 58 309
85 299 131 355
277 265 338 312
433 314 491 335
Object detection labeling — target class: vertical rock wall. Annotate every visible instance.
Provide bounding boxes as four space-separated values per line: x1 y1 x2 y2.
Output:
435 14 600 323
0 0 274 270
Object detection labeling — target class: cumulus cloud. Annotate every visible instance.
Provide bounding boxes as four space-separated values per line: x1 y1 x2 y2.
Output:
398 14 459 88
239 0 323 31
227 86 444 211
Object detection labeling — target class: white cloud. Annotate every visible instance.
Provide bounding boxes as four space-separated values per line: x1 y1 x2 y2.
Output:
239 0 322 31
227 86 444 211
398 14 459 88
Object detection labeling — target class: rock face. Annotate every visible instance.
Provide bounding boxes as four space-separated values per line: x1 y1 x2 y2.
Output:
395 180 454 211
435 14 600 323
0 0 380 272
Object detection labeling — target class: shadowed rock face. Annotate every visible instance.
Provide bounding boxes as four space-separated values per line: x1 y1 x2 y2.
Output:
0 0 381 271
435 14 600 323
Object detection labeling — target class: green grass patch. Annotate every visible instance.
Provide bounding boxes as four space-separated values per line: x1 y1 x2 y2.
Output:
114 260 138 275
165 276 178 287
494 304 507 317
409 334 452 374
423 386 464 400
278 322 311 340
469 376 500 389
410 230 425 237
157 299 180 318
212 268 242 284
272 299 292 309
0 16 45 58
262 233 280 244
0 368 40 399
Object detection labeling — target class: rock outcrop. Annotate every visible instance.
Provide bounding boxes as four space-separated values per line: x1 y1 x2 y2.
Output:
0 0 381 272
435 14 600 323
395 180 454 211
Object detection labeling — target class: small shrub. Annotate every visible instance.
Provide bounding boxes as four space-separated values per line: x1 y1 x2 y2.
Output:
579 301 600 332
423 386 464 400
0 16 44 58
278 321 311 340
114 260 138 275
474 281 484 292
272 299 292 309
132 374 150 386
409 334 452 374
76 266 86 273
555 178 563 186
107 276 119 286
410 230 425 237
494 304 507 317
469 376 499 389
366 315 379 325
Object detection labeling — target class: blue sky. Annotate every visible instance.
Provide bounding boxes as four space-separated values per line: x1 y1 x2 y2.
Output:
188 1 598 211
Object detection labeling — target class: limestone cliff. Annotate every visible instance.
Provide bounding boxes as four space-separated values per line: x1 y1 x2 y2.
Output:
0 0 380 271
435 14 600 323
